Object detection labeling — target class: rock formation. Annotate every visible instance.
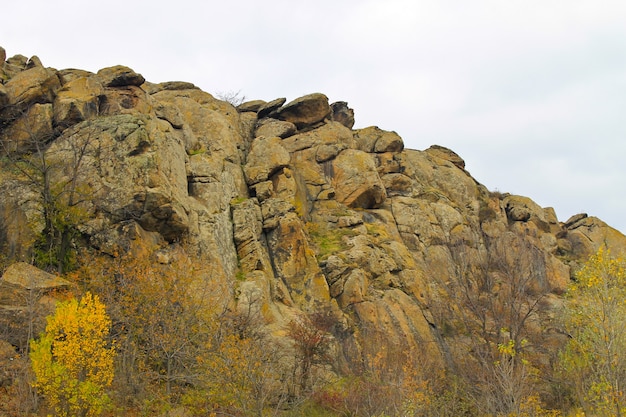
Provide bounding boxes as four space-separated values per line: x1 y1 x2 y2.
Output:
1 47 625 377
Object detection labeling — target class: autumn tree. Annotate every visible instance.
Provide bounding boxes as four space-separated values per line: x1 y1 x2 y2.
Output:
73 244 238 413
559 248 626 416
29 292 115 417
437 233 552 415
0 117 97 273
286 310 335 397
190 329 288 417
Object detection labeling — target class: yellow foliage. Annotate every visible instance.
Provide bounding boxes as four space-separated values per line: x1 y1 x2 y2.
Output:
559 248 626 416
30 292 115 417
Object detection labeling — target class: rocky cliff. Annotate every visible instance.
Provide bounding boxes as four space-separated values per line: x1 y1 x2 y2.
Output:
1 47 625 378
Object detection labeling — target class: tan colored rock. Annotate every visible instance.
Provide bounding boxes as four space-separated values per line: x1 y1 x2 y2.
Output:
2 54 28 79
332 149 386 209
98 85 153 116
244 136 291 185
276 93 331 128
257 97 286 118
156 81 198 91
26 55 43 69
0 103 53 152
237 99 266 112
504 195 554 232
96 65 145 87
0 66 61 122
354 126 404 153
282 121 355 153
1 262 71 293
266 212 330 307
261 198 295 230
53 76 103 128
424 145 465 169
255 118 296 139
564 216 626 258
337 269 368 308
58 68 94 84
330 101 355 129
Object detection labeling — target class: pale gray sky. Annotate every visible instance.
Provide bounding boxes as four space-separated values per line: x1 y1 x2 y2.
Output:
3 0 625 232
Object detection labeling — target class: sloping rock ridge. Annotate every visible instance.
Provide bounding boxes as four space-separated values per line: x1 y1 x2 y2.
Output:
1 47 626 372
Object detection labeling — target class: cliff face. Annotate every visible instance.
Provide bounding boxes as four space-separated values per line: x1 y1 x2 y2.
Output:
2 49 625 371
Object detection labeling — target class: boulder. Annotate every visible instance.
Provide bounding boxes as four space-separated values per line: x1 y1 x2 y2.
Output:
503 195 553 231
332 149 387 209
157 81 198 91
330 101 355 129
53 76 103 128
96 65 145 87
0 262 71 295
257 97 286 118
244 136 291 185
354 126 404 153
0 66 61 121
255 118 297 139
281 121 355 153
563 213 587 229
237 99 266 112
564 216 626 258
2 54 29 79
26 55 43 69
0 262 72 351
276 93 331 128
424 145 465 169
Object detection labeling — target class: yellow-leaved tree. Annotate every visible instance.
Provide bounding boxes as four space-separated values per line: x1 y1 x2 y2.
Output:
559 248 626 417
30 292 115 417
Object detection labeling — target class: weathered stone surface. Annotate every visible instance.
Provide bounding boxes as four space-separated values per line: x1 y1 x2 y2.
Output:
97 65 145 87
276 93 331 128
2 54 28 79
0 84 8 109
0 262 73 351
330 101 355 129
332 149 387 209
1 262 71 293
257 97 286 118
157 81 198 91
26 55 43 69
255 118 296 139
282 121 355 153
0 103 54 152
563 213 587 229
0 66 61 121
424 145 465 169
53 75 102 128
237 99 266 112
504 195 553 231
354 126 404 153
244 136 291 185
266 212 330 307
563 216 626 258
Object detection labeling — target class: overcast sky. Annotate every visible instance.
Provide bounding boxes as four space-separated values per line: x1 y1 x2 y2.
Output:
3 0 626 233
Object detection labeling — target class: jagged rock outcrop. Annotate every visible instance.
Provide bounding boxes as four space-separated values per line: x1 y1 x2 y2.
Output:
2 48 626 374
